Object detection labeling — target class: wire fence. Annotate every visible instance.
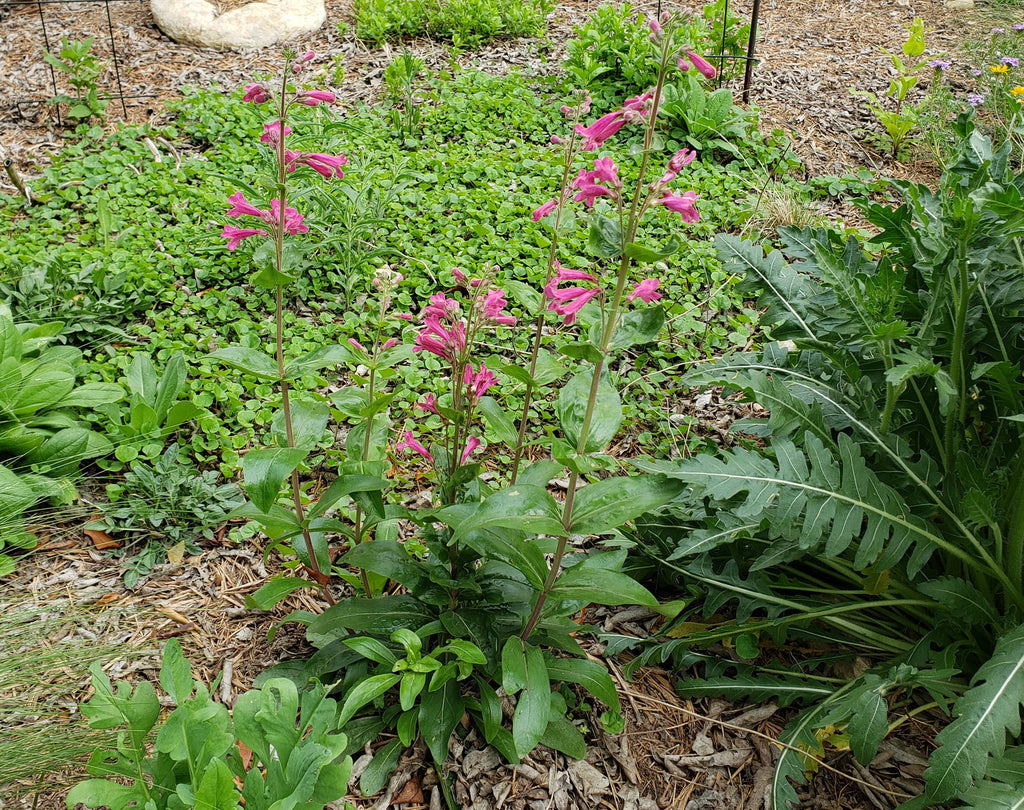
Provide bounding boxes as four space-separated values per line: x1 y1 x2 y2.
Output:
10 0 155 124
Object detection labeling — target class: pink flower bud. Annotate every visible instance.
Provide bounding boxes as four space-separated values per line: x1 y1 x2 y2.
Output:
550 134 564 145
298 90 336 106
677 57 691 72
686 50 717 79
649 18 663 35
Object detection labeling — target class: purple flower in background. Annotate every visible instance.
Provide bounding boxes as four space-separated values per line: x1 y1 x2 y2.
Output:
993 27 1006 35
929 59 951 70
1002 56 1020 66
968 93 986 107
1015 23 1024 31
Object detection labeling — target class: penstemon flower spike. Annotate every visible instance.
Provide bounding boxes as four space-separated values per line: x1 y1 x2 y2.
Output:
519 12 707 642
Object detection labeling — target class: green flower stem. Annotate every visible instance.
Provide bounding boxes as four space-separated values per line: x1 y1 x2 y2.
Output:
271 69 330 600
520 46 675 643
510 125 581 485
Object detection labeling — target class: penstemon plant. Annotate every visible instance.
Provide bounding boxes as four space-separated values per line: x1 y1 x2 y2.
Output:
208 51 391 604
269 11 719 797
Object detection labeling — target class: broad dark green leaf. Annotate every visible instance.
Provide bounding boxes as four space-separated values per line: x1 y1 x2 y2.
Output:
419 679 464 765
513 643 550 758
610 306 664 350
556 370 621 454
569 474 683 535
208 347 280 381
545 656 620 711
308 595 433 638
588 213 623 258
241 447 307 513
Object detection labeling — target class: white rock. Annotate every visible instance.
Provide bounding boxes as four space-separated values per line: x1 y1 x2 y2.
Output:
150 0 327 50
945 0 974 8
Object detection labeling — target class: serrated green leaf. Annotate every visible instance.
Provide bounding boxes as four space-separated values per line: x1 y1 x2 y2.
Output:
926 623 1024 801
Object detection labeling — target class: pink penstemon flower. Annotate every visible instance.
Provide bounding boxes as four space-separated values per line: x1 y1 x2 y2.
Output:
682 50 717 79
659 148 697 185
482 289 517 325
654 190 700 223
396 430 434 463
629 278 663 303
417 394 440 416
243 83 270 104
222 192 308 249
572 163 620 207
463 363 498 404
284 150 348 179
260 121 292 144
460 435 482 465
532 200 558 221
575 110 628 151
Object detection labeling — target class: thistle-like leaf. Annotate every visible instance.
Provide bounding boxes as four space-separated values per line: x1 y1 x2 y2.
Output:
925 623 1024 802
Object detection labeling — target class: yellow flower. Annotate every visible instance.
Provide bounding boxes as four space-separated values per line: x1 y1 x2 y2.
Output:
1013 86 1024 96
991 64 1010 73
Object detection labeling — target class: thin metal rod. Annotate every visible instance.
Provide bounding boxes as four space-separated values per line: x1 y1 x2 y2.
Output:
717 0 729 89
103 0 128 116
742 0 762 103
36 0 62 126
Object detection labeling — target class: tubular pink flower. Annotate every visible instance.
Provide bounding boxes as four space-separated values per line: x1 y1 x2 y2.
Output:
382 338 399 350
226 191 265 219
676 57 691 73
260 121 292 144
243 84 270 103
463 363 498 403
659 148 698 184
298 90 336 106
655 190 700 223
482 288 517 325
348 338 368 353
533 200 558 221
629 278 662 303
424 293 460 320
397 431 434 463
572 167 617 207
623 91 654 115
268 199 309 235
575 110 627 151
590 156 622 189
686 50 717 79
549 288 600 324
417 394 440 415
452 268 469 285
460 435 481 465
550 134 564 145
414 317 466 362
221 224 269 250
293 51 316 72
292 151 347 179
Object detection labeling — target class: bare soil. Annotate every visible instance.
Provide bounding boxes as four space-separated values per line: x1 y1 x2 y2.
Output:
0 0 1000 808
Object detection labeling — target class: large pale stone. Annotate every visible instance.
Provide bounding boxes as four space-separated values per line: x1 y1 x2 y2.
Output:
150 0 326 50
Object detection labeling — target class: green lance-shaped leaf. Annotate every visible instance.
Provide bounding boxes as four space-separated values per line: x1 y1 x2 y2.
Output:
192 758 240 810
245 576 314 610
337 673 401 727
847 688 889 766
241 447 308 513
569 474 683 535
771 701 833 809
549 557 658 607
623 238 679 263
419 679 465 766
545 656 620 712
478 395 519 446
556 369 622 455
512 642 551 758
284 344 354 379
307 594 434 638
925 623 1024 801
208 347 281 381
